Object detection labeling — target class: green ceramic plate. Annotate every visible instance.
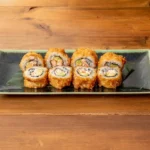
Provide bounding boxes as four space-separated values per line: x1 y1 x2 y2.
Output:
0 49 150 95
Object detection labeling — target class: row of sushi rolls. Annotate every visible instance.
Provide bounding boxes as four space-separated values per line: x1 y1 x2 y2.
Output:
19 48 126 89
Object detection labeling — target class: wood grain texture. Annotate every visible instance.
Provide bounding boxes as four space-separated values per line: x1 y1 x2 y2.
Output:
0 8 150 37
1 95 150 115
69 0 150 8
0 0 68 7
0 36 148 49
0 7 150 49
1 7 150 20
1 19 150 37
0 0 149 8
0 115 150 150
147 37 150 47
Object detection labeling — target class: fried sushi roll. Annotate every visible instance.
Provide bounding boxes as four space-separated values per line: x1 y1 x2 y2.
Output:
48 66 72 89
97 66 122 89
24 79 48 88
23 67 48 82
45 48 70 69
23 67 48 88
71 48 98 68
20 52 44 71
98 52 126 70
73 67 97 89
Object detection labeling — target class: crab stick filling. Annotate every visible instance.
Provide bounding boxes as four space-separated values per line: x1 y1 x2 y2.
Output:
28 67 44 78
101 67 118 77
104 62 120 68
25 56 41 69
50 56 63 67
77 67 92 77
54 67 68 77
75 58 92 67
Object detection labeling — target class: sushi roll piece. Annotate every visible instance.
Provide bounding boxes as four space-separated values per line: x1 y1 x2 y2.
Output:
73 66 97 89
48 66 72 89
98 52 126 70
20 52 44 71
23 66 48 82
23 66 48 88
24 79 48 88
71 48 98 68
97 66 122 89
45 48 70 69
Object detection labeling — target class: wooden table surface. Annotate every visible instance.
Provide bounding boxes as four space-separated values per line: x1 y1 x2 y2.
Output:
0 0 150 149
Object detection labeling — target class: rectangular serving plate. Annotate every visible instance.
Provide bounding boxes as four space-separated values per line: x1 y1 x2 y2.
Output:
0 49 150 95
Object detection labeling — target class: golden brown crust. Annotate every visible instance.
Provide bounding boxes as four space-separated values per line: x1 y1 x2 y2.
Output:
98 77 122 89
19 51 44 71
23 67 48 82
71 48 98 68
49 76 72 89
44 48 70 68
73 68 97 89
98 52 126 69
24 79 48 88
97 68 122 89
48 68 72 89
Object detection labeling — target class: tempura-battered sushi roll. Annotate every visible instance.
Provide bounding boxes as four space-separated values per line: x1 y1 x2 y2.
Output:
45 48 70 69
20 52 44 71
24 79 48 88
71 48 98 68
23 66 48 88
23 67 48 82
97 66 122 89
73 67 97 89
48 66 72 89
98 52 126 70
